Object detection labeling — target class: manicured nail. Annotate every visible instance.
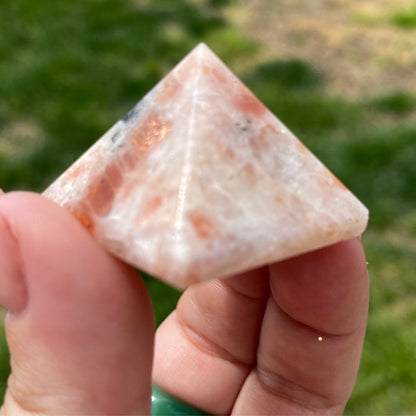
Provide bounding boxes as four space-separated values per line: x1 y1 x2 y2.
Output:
0 212 27 313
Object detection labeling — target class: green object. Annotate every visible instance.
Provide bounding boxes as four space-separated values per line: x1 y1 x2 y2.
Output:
151 385 209 415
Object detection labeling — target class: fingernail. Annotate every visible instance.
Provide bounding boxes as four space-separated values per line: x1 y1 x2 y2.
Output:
0 189 4 196
0 211 27 313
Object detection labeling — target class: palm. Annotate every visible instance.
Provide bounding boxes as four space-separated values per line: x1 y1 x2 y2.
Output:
153 239 369 415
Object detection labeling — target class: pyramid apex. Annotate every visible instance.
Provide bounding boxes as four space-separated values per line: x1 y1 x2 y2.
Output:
190 42 215 56
178 42 226 71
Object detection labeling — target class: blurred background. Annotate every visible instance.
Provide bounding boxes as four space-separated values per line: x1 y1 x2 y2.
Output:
0 0 415 413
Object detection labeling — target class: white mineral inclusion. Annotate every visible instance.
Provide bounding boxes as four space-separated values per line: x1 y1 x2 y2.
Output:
43 43 369 288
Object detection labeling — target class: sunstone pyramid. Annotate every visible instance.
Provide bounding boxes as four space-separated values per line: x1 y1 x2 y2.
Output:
44 43 368 288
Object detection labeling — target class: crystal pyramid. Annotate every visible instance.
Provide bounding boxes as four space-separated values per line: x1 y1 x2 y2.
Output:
43 43 368 288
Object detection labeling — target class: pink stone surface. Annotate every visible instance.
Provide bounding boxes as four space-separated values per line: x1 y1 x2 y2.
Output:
43 43 368 288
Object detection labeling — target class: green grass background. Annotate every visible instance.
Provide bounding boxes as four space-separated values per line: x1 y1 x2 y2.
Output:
0 0 415 413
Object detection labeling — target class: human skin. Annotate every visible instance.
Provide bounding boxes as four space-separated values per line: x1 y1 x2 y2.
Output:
0 192 369 415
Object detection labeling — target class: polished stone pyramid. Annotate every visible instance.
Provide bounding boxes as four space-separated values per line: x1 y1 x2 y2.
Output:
44 43 368 288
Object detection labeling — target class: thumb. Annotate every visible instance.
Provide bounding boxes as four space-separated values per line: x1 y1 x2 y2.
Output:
0 192 154 415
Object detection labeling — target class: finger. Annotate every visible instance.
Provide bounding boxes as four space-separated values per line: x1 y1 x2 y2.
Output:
0 206 27 313
153 267 269 414
233 239 369 415
0 192 154 415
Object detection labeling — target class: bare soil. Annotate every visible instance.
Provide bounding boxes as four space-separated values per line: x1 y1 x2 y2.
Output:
224 0 416 97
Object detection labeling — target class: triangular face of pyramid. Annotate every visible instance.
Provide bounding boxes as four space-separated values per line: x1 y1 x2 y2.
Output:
43 43 368 288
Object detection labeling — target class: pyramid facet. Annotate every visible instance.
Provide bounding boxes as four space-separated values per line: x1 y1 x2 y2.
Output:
43 43 368 288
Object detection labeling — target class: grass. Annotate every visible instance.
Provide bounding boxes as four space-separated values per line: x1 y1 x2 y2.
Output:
369 91 416 115
0 328 10 402
142 274 182 327
0 0 416 413
346 231 416 413
392 4 416 28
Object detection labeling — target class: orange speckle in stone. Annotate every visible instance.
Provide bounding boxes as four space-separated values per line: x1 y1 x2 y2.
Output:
158 76 181 104
85 177 115 217
250 133 268 159
78 158 128 219
234 88 267 118
68 205 95 232
70 164 86 179
267 124 281 136
142 195 163 219
74 159 126 219
61 164 86 187
120 152 138 171
203 65 228 85
244 163 257 185
325 222 339 239
104 163 123 189
275 194 283 204
189 211 217 240
129 113 170 153
215 141 235 160
225 147 235 160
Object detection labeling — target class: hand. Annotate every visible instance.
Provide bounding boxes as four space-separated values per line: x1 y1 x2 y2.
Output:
153 229 369 414
0 192 368 415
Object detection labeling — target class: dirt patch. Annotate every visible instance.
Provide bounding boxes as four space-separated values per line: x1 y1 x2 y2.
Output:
224 0 416 97
0 120 45 159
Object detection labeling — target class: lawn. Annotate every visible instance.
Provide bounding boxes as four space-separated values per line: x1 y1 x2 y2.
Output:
0 0 415 413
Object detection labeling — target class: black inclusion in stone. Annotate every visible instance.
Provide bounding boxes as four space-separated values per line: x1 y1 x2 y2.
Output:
111 100 144 149
122 102 141 123
110 126 125 148
111 130 121 144
235 116 252 132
